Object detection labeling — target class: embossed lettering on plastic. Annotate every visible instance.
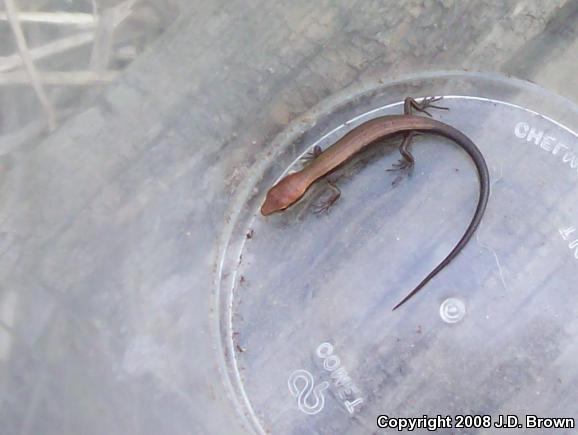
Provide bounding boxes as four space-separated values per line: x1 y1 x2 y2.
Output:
288 342 364 416
316 342 364 414
514 122 578 170
288 369 329 415
559 226 578 260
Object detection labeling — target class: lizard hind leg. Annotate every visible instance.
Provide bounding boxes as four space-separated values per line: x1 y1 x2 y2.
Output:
404 96 449 117
387 131 416 173
388 96 450 180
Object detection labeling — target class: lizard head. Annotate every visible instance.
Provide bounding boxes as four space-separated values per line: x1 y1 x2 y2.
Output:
261 173 307 216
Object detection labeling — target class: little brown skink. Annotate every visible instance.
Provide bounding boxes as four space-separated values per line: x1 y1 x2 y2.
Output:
261 98 490 310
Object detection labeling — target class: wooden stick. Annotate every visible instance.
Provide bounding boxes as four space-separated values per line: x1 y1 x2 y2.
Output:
4 0 56 130
0 11 96 27
0 32 96 73
90 0 136 71
0 1 134 74
0 70 118 86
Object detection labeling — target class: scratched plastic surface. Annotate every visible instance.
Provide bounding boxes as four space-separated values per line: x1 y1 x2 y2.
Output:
217 74 578 434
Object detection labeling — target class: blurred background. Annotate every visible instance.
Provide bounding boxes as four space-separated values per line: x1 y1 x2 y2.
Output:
0 0 180 155
0 1 577 434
